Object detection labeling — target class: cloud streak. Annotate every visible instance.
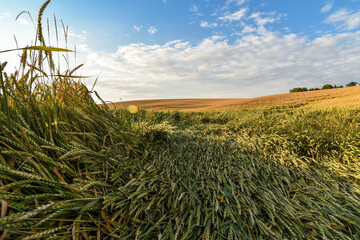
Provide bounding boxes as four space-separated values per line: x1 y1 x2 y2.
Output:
16 18 31 25
218 8 247 22
200 21 218 28
190 4 198 12
321 2 333 13
249 12 285 26
325 8 360 30
0 11 10 20
227 0 246 5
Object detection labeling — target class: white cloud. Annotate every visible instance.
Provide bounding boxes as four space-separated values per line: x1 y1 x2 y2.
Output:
75 33 86 42
242 25 256 33
218 8 247 22
0 11 10 20
162 0 167 3
249 12 285 26
148 26 158 35
67 29 75 37
200 21 218 28
325 8 360 30
16 18 31 25
190 4 198 12
321 2 333 13
61 27 86 42
78 30 360 101
226 0 246 6
219 0 246 12
134 25 142 31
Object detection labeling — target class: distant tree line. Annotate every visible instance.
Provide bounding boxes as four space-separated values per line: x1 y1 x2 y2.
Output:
290 82 358 93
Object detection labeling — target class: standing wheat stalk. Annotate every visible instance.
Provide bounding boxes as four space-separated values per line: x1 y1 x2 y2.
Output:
37 0 54 70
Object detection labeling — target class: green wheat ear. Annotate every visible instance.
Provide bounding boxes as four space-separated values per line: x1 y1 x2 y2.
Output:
37 0 51 46
0 62 10 121
37 0 52 69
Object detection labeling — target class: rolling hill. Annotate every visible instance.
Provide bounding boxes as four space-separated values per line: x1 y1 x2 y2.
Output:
114 85 360 111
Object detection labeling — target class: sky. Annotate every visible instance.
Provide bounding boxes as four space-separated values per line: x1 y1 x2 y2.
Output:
1 0 360 101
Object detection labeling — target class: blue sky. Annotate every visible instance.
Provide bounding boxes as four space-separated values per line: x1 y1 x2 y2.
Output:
1 0 360 101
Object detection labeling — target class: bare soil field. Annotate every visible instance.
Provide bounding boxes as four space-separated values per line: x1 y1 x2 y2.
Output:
114 86 360 111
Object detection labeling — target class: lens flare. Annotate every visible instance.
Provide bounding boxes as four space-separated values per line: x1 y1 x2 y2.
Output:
127 105 139 114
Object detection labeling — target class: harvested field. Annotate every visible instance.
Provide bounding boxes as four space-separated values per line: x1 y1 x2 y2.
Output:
116 86 360 111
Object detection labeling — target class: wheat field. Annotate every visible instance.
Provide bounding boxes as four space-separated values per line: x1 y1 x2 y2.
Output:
117 85 360 111
0 1 360 239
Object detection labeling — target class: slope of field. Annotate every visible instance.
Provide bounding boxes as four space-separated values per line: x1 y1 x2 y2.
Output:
117 86 360 110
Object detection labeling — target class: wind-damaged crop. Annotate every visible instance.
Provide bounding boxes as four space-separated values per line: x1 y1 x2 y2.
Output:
0 1 359 239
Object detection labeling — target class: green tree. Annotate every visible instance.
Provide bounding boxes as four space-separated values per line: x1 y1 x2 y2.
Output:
346 81 357 87
322 84 334 90
290 87 308 93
